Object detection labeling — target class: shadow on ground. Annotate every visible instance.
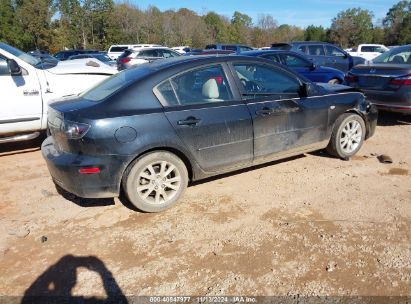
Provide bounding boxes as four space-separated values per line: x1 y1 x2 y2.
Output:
22 255 128 304
0 133 46 157
377 112 411 127
55 184 116 208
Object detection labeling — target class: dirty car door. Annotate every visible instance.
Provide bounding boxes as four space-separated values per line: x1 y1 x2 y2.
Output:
155 64 253 173
231 62 329 161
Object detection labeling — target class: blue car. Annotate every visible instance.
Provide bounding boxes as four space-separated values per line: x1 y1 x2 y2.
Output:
240 50 345 84
271 42 365 73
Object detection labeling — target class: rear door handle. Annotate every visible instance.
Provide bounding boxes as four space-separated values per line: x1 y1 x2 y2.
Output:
256 108 274 116
177 117 201 126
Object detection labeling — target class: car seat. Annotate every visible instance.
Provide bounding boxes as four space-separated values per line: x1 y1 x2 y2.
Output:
202 79 223 102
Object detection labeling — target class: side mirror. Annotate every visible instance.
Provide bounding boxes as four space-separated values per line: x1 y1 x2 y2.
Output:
299 82 315 97
7 59 22 76
309 62 316 70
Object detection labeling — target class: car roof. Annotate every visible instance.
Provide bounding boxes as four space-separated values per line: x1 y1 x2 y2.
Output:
239 50 304 56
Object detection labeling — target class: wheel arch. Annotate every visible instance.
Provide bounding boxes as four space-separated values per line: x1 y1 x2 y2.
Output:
343 108 371 138
119 146 194 192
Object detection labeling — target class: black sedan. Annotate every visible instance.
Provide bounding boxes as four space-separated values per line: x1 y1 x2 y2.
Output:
42 56 377 212
345 45 411 113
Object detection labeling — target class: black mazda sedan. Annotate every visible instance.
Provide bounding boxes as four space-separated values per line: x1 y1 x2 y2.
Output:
42 56 377 212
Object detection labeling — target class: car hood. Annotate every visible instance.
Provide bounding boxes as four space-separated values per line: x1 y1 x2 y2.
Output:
316 83 362 93
46 59 118 75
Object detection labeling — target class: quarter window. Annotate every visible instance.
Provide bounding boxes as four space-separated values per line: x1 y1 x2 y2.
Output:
156 65 233 106
233 63 300 96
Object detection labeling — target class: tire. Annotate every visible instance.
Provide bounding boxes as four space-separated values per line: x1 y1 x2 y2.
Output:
326 113 366 159
122 151 188 212
328 78 341 85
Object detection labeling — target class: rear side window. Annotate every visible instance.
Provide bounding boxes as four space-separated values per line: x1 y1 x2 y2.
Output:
110 46 128 52
223 45 237 51
307 45 325 56
139 50 159 57
155 65 233 106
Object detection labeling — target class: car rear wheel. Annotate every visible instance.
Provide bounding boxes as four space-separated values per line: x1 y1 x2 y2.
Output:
328 78 341 84
123 151 188 212
326 113 366 159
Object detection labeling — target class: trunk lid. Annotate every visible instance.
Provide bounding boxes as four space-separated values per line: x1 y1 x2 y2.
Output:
349 64 411 90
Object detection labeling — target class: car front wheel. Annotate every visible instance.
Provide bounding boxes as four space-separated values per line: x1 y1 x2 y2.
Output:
326 113 366 159
123 151 188 212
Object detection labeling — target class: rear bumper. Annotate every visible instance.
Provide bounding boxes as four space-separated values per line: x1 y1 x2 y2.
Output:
42 136 130 198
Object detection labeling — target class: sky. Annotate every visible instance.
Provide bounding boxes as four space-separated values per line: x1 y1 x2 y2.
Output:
122 0 399 28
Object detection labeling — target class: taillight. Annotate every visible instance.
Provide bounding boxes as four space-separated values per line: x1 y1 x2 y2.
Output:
62 120 90 139
390 74 411 86
119 57 131 63
345 74 358 83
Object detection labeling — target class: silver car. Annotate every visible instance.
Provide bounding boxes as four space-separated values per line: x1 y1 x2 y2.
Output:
117 47 181 70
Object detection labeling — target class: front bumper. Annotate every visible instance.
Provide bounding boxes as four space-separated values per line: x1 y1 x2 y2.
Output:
364 103 378 139
42 136 131 198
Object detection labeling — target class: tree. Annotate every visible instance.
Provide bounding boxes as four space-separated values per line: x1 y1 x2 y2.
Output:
329 8 374 48
203 12 229 43
15 0 54 50
398 13 411 44
304 25 326 41
383 0 411 45
257 14 277 30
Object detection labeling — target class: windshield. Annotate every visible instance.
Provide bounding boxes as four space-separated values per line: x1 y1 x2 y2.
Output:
372 47 411 64
0 42 40 66
81 65 152 101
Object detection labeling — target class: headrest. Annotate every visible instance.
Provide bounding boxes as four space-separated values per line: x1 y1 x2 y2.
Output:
202 79 219 99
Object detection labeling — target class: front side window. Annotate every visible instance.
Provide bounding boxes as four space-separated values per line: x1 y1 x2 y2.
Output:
261 54 281 63
325 45 345 57
283 54 310 67
156 65 233 106
307 45 325 56
233 63 300 96
160 50 180 58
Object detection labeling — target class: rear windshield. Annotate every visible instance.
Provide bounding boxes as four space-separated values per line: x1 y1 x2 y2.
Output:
373 47 411 64
81 66 152 102
110 46 128 52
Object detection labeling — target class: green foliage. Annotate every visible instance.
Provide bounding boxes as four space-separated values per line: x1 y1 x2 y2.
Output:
0 1 409 52
329 8 374 48
383 0 411 45
304 25 326 41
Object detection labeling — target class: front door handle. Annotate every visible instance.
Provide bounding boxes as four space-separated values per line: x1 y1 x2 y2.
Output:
256 107 274 116
177 116 201 126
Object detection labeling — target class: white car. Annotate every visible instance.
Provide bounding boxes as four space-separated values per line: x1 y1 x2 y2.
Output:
107 44 162 60
0 42 117 143
171 46 191 54
117 47 181 70
347 44 389 61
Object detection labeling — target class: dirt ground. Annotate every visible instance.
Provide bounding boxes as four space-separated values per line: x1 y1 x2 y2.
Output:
0 112 410 301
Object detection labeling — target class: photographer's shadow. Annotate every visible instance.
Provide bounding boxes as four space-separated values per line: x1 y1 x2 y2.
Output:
22 255 128 304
